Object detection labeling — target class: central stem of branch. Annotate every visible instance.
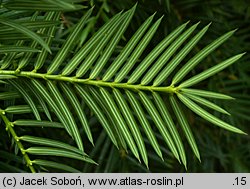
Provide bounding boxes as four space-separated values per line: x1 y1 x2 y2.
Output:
0 70 177 93
0 108 36 173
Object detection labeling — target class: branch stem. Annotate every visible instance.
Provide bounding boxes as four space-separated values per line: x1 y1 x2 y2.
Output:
0 108 36 173
0 70 177 93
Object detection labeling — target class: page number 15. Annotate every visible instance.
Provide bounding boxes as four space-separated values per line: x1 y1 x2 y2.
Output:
234 177 247 186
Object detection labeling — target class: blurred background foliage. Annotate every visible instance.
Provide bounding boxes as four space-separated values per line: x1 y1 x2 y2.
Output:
0 0 249 172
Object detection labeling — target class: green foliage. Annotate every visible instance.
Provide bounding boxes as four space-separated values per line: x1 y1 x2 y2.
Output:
0 0 249 173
